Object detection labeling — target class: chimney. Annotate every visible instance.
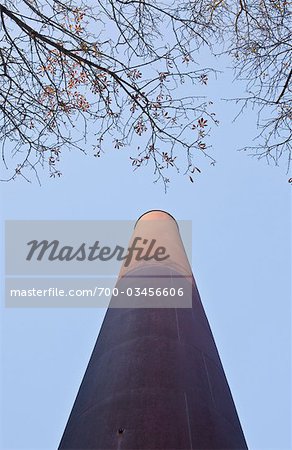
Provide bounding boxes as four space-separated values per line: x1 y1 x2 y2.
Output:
59 210 247 449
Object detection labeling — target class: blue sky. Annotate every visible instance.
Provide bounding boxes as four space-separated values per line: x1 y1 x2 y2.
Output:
0 52 291 450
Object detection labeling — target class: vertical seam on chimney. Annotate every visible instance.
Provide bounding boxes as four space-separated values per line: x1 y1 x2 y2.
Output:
175 308 181 342
184 392 193 449
203 353 216 407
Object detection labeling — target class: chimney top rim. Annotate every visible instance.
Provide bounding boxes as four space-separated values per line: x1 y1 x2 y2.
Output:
134 210 179 229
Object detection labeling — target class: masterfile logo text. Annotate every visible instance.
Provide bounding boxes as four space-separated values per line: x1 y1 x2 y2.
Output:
26 237 170 267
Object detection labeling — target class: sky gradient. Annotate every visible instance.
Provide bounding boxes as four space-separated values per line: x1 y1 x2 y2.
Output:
1 53 291 450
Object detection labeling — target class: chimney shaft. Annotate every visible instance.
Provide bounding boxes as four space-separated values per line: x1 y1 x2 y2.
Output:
59 210 247 449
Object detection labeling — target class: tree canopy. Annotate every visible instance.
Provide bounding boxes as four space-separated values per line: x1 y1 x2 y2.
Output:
0 0 291 187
